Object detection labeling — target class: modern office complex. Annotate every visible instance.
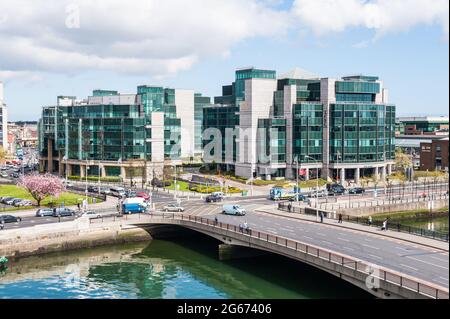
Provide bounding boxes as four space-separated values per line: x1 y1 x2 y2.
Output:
39 67 397 185
0 82 8 153
203 68 396 184
39 87 201 182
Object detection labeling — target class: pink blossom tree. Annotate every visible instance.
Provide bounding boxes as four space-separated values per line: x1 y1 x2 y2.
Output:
18 173 65 207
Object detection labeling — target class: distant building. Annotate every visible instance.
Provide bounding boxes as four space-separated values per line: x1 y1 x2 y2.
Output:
0 81 8 152
420 137 449 172
396 116 449 136
8 121 38 148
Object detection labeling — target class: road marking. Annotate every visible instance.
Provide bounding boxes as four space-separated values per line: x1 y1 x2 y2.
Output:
317 233 326 236
406 256 449 270
368 254 382 260
337 237 350 242
343 247 355 252
400 264 419 272
362 244 380 250
429 255 450 263
364 238 372 242
303 236 313 240
439 277 449 282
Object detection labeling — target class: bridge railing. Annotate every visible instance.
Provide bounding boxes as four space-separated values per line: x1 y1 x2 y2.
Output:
88 212 449 299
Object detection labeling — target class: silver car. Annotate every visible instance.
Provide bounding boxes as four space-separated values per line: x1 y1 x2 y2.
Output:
163 203 185 212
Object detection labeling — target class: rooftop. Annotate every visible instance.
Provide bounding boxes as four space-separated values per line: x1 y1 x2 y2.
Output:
278 67 320 80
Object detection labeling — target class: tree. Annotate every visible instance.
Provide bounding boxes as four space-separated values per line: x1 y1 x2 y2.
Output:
0 146 6 164
18 173 65 207
395 149 412 171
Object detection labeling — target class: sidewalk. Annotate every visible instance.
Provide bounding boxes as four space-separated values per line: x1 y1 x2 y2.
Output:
255 205 449 252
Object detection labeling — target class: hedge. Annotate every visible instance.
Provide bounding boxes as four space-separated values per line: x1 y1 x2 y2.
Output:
68 176 121 182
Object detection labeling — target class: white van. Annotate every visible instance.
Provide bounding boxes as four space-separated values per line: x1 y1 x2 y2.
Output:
222 204 246 216
110 187 126 198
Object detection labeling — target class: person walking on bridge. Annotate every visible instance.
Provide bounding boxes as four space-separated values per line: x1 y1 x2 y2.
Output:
338 213 343 224
320 211 324 223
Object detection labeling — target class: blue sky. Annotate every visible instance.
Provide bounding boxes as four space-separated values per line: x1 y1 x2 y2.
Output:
0 0 448 121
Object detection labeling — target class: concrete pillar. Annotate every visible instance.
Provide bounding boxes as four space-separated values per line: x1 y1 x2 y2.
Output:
381 166 386 181
100 165 106 178
80 165 85 178
266 174 271 181
67 164 73 177
120 166 126 180
305 168 310 181
355 168 360 185
387 164 392 176
47 139 53 173
340 168 345 185
58 159 64 177
374 167 379 181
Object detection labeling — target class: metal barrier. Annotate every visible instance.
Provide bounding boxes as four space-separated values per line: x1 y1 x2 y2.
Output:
278 202 449 242
89 212 449 299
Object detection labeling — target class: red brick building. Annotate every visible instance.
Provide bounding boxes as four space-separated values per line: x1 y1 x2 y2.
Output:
420 137 449 172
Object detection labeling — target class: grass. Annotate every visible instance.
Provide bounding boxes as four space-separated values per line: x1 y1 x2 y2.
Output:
166 180 191 191
165 180 242 193
0 185 101 208
370 207 449 221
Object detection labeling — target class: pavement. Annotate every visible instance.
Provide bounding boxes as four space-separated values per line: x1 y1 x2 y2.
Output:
254 205 449 252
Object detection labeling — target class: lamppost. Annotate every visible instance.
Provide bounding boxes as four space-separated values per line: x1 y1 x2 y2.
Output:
336 150 341 185
173 163 177 200
304 155 319 222
85 160 89 203
295 155 299 204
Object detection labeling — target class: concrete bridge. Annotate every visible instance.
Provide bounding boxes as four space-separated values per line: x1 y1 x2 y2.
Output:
98 213 449 299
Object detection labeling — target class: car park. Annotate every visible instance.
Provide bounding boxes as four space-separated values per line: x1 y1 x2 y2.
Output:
35 208 54 217
348 187 365 194
163 203 185 212
0 215 22 223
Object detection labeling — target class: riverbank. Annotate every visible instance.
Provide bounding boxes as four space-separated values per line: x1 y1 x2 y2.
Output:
0 218 152 259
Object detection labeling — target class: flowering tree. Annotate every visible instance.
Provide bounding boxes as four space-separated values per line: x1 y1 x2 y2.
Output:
18 173 65 207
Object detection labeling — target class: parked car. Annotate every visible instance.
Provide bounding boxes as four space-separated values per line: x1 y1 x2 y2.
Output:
348 187 365 194
5 198 20 205
81 211 102 218
163 203 185 212
87 186 99 193
52 208 76 217
0 215 22 223
1 197 14 204
222 204 246 216
12 199 25 207
110 187 126 198
1 173 9 178
136 192 151 201
18 200 33 207
10 173 20 178
99 187 112 195
206 194 223 203
35 208 54 217
327 183 346 196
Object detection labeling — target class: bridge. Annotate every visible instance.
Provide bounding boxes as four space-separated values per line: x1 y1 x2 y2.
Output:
90 212 449 299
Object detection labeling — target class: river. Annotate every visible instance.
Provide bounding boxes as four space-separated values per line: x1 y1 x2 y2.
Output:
0 235 371 299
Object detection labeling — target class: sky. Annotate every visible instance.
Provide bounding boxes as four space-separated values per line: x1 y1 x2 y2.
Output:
0 0 448 121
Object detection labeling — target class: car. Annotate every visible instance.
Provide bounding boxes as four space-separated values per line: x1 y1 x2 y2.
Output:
0 215 22 223
222 204 246 216
12 199 25 207
99 187 111 195
1 197 14 204
10 173 20 178
348 187 365 194
110 187 126 198
206 194 223 203
327 183 346 196
63 181 74 188
308 189 327 198
18 200 33 207
136 192 151 201
163 203 185 212
35 208 54 217
126 190 137 198
1 173 9 178
5 198 21 205
289 194 308 202
87 186 99 193
52 208 76 217
81 211 102 218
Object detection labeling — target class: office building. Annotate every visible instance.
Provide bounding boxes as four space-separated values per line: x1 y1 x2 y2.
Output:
0 82 8 152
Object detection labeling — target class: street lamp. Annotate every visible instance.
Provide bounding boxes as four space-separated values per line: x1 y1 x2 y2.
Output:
304 155 319 222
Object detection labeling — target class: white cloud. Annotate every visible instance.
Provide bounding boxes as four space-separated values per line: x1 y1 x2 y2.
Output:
0 0 291 80
292 0 449 39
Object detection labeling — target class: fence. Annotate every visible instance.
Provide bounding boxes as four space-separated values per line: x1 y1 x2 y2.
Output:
278 202 449 242
89 212 449 299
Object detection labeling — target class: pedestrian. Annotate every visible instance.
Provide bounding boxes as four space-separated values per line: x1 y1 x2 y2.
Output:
239 223 243 232
288 203 292 213
338 213 343 224
381 219 387 231
77 202 81 211
320 211 324 223
0 220 4 230
93 197 97 205
214 216 218 225
368 216 373 226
